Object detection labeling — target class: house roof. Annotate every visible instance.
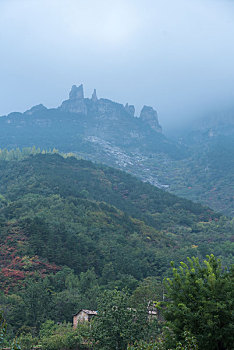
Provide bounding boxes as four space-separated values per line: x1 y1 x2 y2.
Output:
74 309 98 316
74 309 157 316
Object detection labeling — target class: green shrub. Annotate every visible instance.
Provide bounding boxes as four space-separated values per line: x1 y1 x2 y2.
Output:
39 322 91 350
17 333 38 350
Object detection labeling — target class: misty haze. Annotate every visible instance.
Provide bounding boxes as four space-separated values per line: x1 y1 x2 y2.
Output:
0 1 233 350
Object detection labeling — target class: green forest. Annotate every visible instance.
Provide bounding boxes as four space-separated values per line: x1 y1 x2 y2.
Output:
0 151 233 349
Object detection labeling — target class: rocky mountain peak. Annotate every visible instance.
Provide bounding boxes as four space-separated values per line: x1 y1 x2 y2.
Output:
92 89 98 102
140 105 162 133
60 85 161 134
125 103 135 117
69 84 84 100
60 84 86 114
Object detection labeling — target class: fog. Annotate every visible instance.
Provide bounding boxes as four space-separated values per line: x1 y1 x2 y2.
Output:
1 0 234 130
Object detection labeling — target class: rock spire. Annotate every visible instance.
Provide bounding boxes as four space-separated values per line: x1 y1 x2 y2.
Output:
140 105 162 132
92 89 98 102
69 84 84 100
125 103 135 117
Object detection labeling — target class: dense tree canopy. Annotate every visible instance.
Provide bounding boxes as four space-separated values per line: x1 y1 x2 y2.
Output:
164 255 234 350
92 289 154 350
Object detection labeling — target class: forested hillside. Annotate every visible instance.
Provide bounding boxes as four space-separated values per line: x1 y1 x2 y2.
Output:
0 153 233 338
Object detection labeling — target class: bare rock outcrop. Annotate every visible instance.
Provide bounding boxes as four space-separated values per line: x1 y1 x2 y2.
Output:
140 105 162 133
69 84 84 100
60 84 87 114
92 89 98 102
59 85 161 135
125 103 135 117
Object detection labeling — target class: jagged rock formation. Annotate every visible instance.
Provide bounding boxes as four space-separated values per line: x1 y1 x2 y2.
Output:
92 89 98 102
59 85 162 135
60 84 87 114
69 84 84 100
0 83 185 165
125 103 135 117
0 84 186 162
140 105 162 133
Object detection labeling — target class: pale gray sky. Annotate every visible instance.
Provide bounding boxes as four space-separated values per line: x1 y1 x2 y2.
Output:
1 0 234 130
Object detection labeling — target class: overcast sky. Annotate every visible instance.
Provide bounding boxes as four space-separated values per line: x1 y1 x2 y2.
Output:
1 0 234 130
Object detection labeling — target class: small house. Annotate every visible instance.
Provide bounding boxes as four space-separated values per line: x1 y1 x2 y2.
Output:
73 309 97 328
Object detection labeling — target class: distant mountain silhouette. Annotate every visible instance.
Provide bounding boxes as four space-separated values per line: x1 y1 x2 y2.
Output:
0 84 182 157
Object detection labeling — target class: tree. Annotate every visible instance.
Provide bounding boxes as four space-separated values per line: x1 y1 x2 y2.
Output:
22 278 52 332
163 254 234 350
0 311 6 347
92 289 149 350
131 277 162 308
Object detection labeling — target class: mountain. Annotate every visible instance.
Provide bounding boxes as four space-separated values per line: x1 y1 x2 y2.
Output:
0 85 187 190
0 85 233 216
0 84 182 159
0 153 233 293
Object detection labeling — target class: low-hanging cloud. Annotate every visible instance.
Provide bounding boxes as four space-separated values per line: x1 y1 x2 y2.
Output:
0 0 234 130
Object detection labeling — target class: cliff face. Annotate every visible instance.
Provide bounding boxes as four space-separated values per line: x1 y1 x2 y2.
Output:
60 84 87 114
59 84 162 132
54 84 168 151
140 105 162 133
